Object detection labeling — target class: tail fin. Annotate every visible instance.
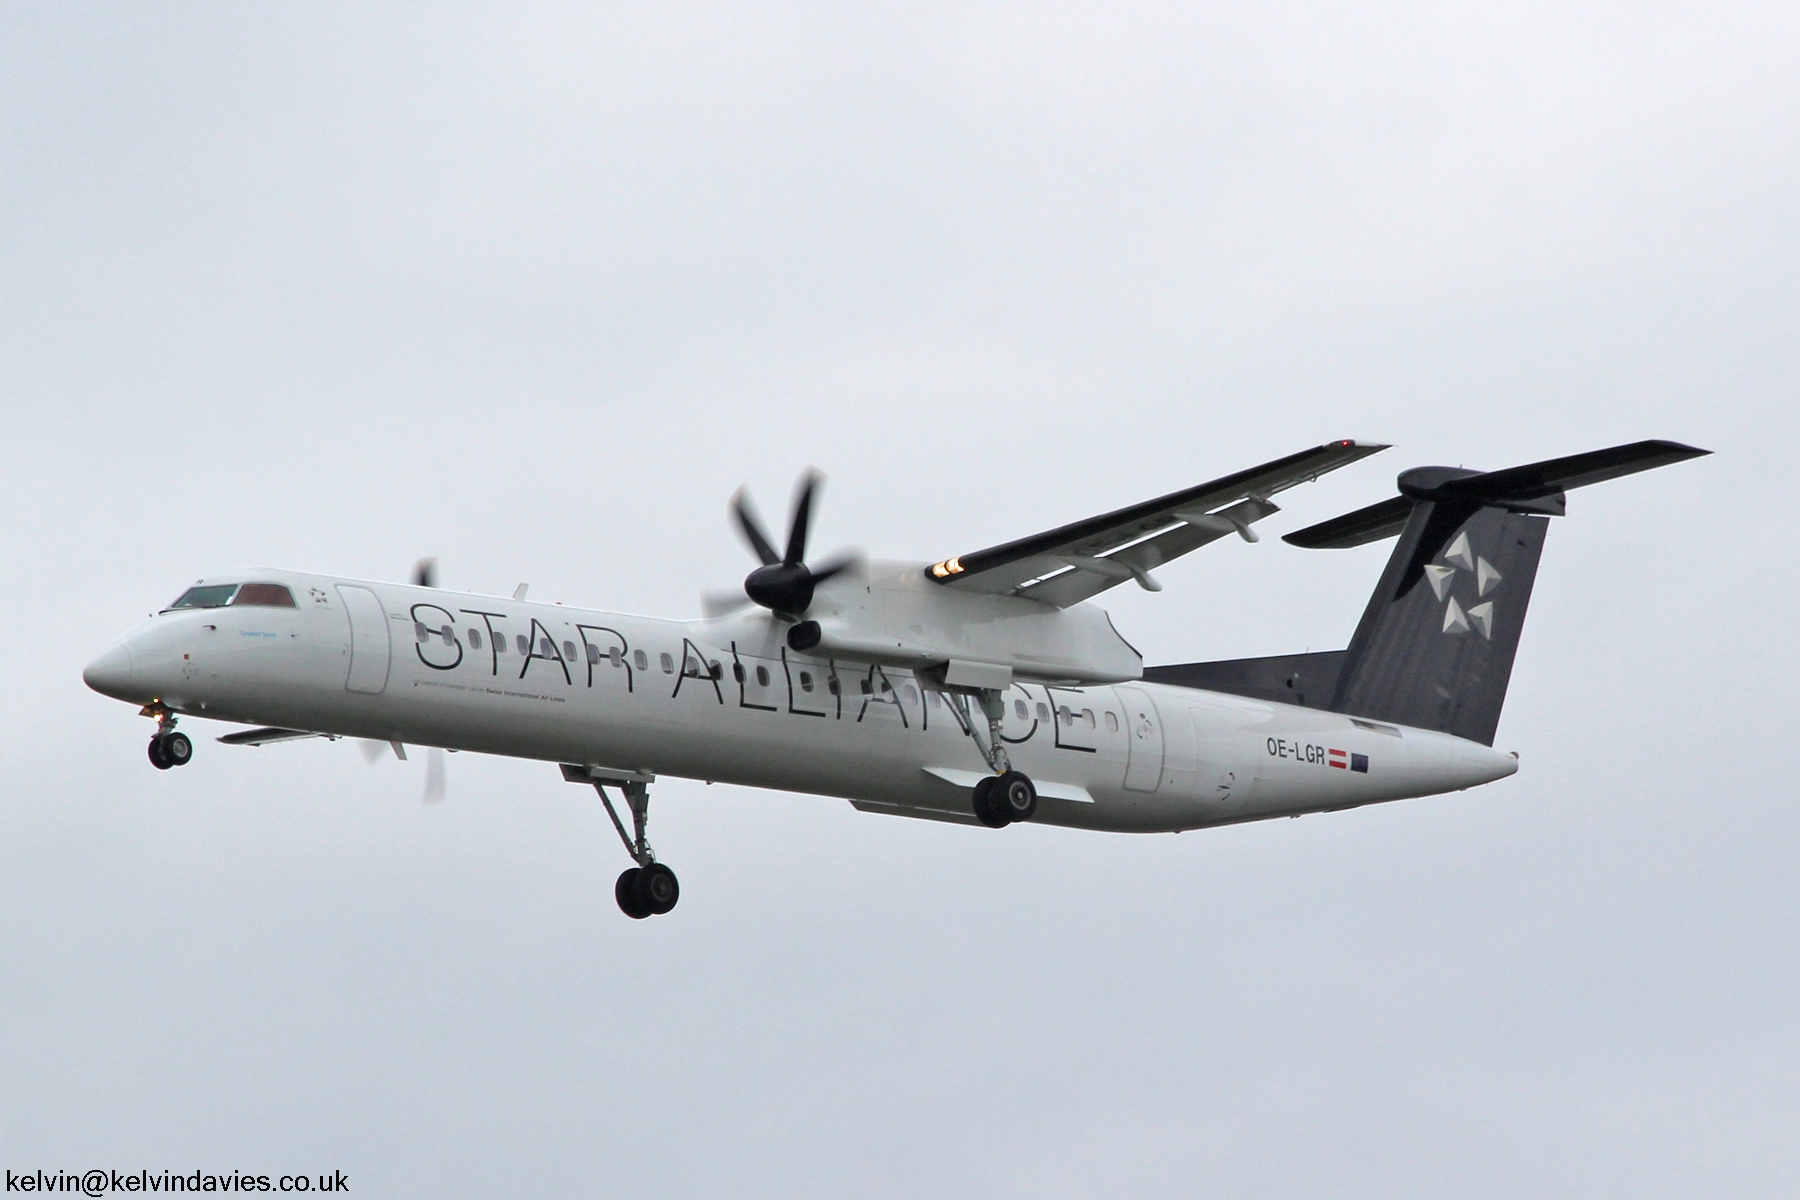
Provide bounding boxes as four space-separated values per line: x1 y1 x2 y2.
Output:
1284 439 1708 744
1144 441 1709 744
1321 501 1547 744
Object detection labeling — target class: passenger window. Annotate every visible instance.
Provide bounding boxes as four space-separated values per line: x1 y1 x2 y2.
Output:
905 684 919 703
710 660 723 679
469 629 483 650
828 676 841 696
564 640 576 660
541 637 555 657
516 635 529 655
929 692 942 708
414 622 429 642
1059 705 1073 725
586 643 600 665
441 625 455 645
1036 703 1050 722
659 653 674 674
494 633 506 654
610 647 624 668
1105 711 1119 733
799 671 814 693
633 650 648 670
859 678 872 695
232 583 296 608
733 662 746 682
1014 699 1028 721
685 655 700 676
755 665 770 687
1083 709 1096 729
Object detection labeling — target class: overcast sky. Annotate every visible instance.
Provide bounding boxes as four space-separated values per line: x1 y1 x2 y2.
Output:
4 4 1797 1196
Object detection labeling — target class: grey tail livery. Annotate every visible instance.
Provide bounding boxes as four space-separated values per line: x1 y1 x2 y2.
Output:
1144 440 1710 746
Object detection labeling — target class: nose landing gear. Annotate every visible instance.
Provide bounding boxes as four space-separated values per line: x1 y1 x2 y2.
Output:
562 764 680 919
142 704 193 770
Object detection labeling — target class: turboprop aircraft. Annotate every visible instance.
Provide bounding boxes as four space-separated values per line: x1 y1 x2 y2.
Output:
83 438 1707 918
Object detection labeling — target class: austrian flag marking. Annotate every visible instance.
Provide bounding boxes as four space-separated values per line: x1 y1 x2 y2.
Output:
1328 748 1348 768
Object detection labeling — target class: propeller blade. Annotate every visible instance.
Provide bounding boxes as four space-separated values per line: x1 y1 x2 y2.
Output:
413 557 438 587
358 739 388 765
807 550 864 586
784 470 821 566
423 747 447 804
732 488 782 566
701 590 756 618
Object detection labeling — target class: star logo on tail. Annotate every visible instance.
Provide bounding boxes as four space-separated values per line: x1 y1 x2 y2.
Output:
1426 531 1500 639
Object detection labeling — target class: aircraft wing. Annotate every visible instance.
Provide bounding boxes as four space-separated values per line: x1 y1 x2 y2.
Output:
927 439 1388 606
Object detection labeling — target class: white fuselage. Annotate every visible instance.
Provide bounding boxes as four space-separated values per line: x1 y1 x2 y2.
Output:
85 569 1519 831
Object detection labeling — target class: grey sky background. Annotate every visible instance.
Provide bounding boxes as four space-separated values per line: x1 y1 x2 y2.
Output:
3 3 1796 1196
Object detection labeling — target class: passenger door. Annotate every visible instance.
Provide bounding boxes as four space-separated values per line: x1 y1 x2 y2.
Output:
1116 685 1164 792
337 585 391 695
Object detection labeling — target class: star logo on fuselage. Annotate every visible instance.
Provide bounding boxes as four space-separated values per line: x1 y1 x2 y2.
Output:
1425 531 1500 639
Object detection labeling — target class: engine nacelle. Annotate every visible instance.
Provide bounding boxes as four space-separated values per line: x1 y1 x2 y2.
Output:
770 560 1142 687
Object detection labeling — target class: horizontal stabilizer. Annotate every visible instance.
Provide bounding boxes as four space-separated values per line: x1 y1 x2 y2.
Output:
1285 439 1709 548
217 727 324 746
1281 497 1412 549
1421 439 1709 504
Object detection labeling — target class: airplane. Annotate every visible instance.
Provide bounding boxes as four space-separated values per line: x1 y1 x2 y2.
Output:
82 438 1708 919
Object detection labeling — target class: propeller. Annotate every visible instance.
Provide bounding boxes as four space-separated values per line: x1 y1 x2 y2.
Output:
351 561 449 801
729 471 861 618
358 738 448 804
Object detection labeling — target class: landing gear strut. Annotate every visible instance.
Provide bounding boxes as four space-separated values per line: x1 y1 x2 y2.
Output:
562 765 679 919
142 704 192 770
948 687 1037 828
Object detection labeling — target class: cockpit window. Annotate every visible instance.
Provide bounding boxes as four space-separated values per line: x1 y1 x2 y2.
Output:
166 582 297 611
233 583 296 608
168 584 240 610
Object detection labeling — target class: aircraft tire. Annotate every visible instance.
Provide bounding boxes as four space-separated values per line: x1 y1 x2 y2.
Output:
638 863 680 915
971 776 1009 828
147 737 172 770
995 771 1036 822
615 868 652 919
163 732 193 767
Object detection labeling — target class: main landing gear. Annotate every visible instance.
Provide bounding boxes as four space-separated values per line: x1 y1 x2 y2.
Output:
972 770 1037 828
142 704 193 770
951 687 1037 829
562 765 679 920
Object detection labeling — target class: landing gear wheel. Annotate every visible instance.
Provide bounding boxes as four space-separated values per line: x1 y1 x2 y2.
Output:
995 770 1036 822
147 737 172 770
972 775 1009 828
615 868 652 919
637 863 680 915
162 732 192 767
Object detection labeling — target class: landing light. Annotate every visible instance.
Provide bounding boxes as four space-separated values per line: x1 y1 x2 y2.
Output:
930 557 965 578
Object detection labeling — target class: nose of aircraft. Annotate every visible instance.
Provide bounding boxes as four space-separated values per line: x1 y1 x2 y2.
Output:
83 641 137 701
